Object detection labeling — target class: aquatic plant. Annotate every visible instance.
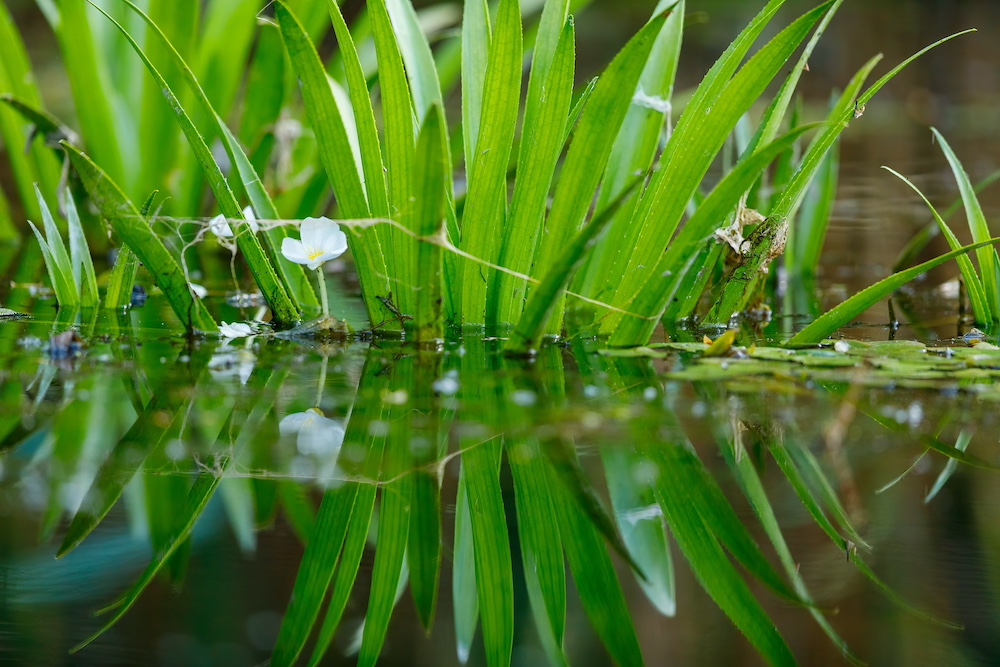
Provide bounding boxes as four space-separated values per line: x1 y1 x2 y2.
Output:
26 186 98 308
0 0 973 347
886 129 1000 326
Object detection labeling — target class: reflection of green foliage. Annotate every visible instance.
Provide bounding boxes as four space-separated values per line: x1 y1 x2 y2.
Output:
4 328 988 665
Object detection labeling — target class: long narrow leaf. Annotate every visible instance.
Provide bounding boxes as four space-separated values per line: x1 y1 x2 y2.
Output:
91 3 299 325
603 1 831 335
357 397 413 667
104 189 155 310
326 0 389 219
508 436 568 665
609 126 816 345
64 191 99 308
932 127 1000 320
648 444 795 667
275 1 394 327
136 0 196 199
491 18 575 326
926 431 972 503
271 484 360 666
63 144 217 332
508 174 645 353
385 0 444 121
579 0 685 301
53 0 127 186
461 0 491 172
0 5 60 224
458 0 522 326
777 55 881 271
459 437 513 667
719 431 861 664
787 238 1000 347
451 463 480 665
554 456 644 667
368 0 418 318
31 185 76 305
72 459 228 651
411 107 448 339
884 167 990 323
531 11 669 334
306 436 387 667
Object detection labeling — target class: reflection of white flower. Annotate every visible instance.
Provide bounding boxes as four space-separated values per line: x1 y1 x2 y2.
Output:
219 321 255 338
208 348 256 385
190 283 208 298
280 408 345 457
209 209 260 239
281 217 349 271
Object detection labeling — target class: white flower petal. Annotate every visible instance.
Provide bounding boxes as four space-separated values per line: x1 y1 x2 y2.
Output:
299 217 328 245
237 350 255 385
242 205 261 234
308 218 348 256
189 283 208 298
281 237 311 265
280 408 345 457
219 321 255 338
208 348 257 386
209 214 234 238
304 218 348 258
279 412 313 437
297 417 345 456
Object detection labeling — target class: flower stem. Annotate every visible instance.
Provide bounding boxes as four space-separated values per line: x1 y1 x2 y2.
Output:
317 267 329 318
316 354 328 408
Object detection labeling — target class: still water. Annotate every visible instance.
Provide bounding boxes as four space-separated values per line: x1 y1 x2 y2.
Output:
1 300 999 666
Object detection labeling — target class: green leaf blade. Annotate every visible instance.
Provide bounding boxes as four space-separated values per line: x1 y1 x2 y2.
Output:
491 17 575 327
787 238 1000 347
275 0 394 328
458 0 522 327
93 2 299 325
63 144 217 332
530 10 669 334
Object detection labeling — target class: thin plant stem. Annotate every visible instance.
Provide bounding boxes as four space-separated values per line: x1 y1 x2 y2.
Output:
317 267 330 318
316 354 328 409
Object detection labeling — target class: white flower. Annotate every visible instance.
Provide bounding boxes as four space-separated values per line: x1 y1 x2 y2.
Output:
280 217 349 271
209 209 260 239
219 321 255 338
279 408 345 457
209 214 234 238
242 206 261 233
189 283 208 298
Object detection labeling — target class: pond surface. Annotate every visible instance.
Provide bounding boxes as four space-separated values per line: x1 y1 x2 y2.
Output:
1 294 1000 666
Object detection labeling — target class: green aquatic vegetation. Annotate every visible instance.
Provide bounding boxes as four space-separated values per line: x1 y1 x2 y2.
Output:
63 145 217 333
26 187 99 309
604 336 1000 395
787 238 1000 347
892 168 1000 273
0 0 970 346
886 129 1000 325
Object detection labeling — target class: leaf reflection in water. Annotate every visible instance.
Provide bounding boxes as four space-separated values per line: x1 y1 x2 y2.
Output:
1 331 990 666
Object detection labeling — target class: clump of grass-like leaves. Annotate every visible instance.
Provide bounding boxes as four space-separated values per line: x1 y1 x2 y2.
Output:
0 0 978 349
